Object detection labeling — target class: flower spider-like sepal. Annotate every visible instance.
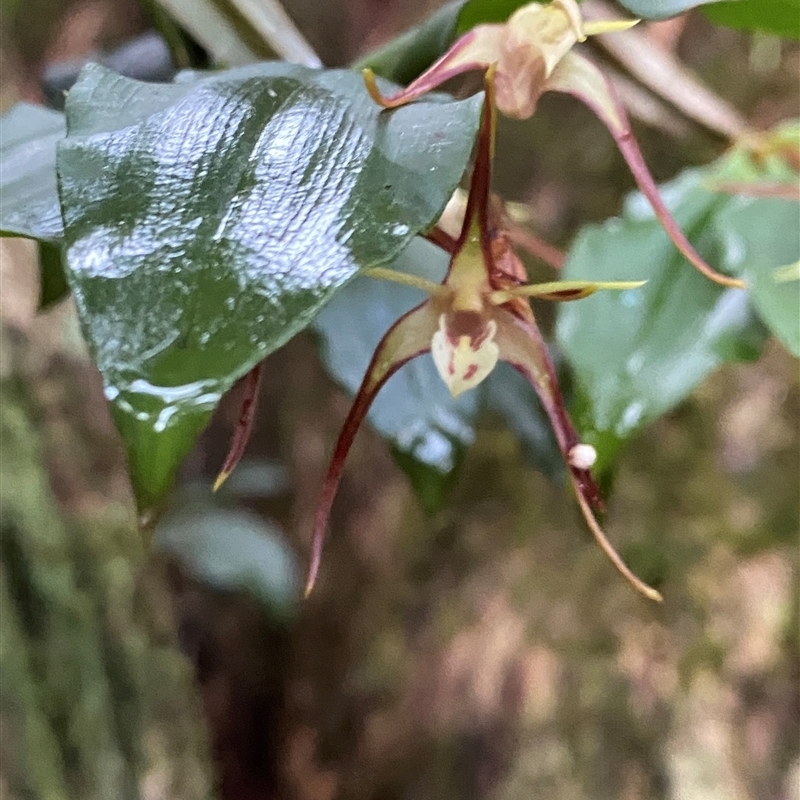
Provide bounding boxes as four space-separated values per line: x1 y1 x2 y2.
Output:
364 0 744 289
305 301 440 596
305 73 662 601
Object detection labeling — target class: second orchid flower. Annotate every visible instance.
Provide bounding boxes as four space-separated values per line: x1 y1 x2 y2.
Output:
364 0 745 290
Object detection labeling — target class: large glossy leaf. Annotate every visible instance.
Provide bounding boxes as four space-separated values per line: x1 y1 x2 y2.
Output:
702 0 800 40
0 103 71 308
56 62 483 512
556 163 781 472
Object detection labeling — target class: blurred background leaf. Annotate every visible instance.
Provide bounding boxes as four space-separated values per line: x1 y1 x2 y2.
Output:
153 486 300 622
713 198 800 355
615 0 743 19
152 0 320 67
702 0 800 39
556 133 798 472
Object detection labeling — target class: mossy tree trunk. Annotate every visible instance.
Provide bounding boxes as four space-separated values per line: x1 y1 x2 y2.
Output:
0 322 214 800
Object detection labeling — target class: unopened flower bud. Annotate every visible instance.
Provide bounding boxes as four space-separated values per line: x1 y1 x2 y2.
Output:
568 443 597 470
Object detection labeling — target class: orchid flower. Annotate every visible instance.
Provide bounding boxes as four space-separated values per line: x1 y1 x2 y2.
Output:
363 0 745 290
303 75 662 602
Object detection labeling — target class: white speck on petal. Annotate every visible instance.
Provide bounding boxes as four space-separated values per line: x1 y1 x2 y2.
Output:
431 314 500 398
568 443 597 470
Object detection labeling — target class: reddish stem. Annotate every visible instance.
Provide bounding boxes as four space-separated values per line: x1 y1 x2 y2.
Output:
424 226 458 253
213 363 263 492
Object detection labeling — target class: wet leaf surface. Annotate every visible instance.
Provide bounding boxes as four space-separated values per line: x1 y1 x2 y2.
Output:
57 62 483 511
0 102 65 244
154 490 300 621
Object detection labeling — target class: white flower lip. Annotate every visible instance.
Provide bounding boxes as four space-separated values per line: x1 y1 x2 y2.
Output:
431 315 500 397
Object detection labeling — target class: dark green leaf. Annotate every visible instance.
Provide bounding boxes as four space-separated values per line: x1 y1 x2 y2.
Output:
355 0 531 84
313 238 478 513
703 0 800 40
57 62 483 511
713 198 800 356
556 167 770 473
354 1 464 84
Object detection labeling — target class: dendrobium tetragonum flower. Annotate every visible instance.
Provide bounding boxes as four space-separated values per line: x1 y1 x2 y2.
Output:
303 76 662 602
363 0 745 290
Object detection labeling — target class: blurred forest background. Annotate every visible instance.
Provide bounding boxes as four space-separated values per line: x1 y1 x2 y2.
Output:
0 1 798 799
